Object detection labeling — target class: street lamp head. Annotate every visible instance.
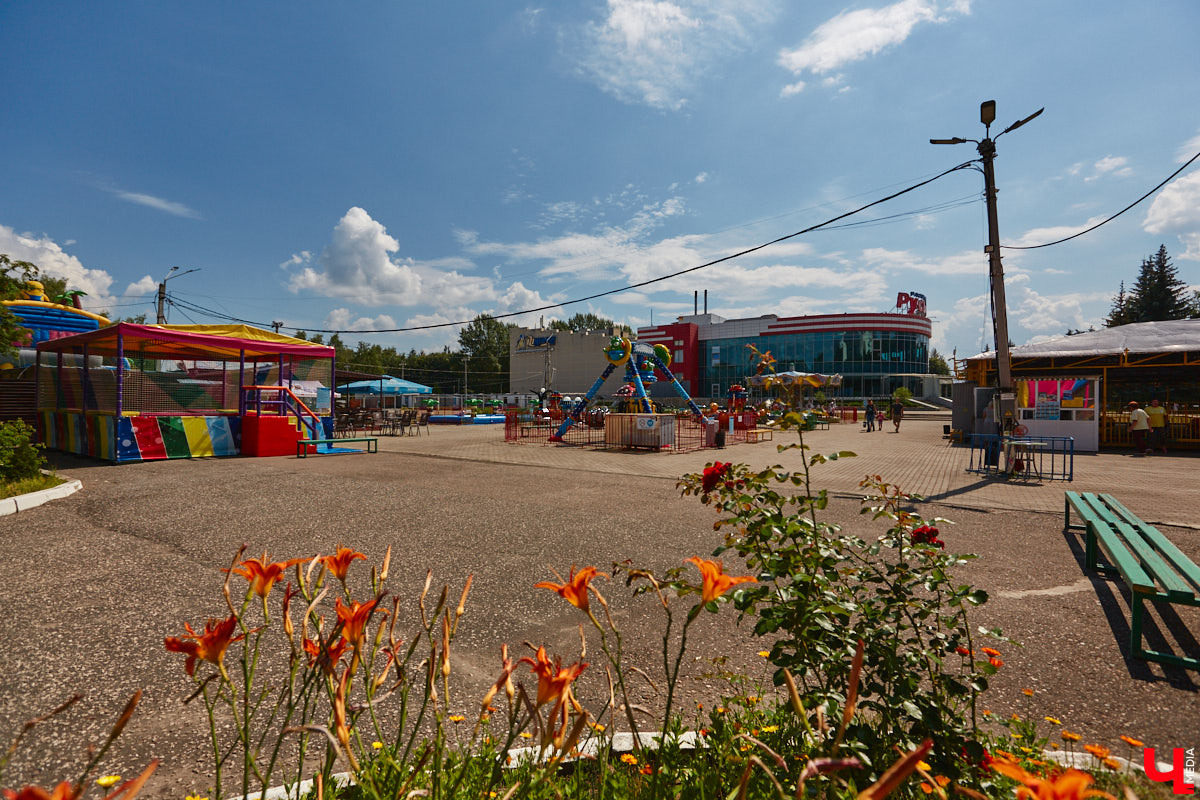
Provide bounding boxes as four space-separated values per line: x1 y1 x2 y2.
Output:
930 137 968 145
980 100 996 126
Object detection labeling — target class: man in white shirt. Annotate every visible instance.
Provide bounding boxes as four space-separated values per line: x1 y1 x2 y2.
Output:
1128 401 1151 455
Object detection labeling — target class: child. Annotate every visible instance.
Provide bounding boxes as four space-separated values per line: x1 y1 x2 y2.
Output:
876 410 884 430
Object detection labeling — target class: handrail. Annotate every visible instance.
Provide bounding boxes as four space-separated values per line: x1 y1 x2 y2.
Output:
243 384 326 440
244 384 321 419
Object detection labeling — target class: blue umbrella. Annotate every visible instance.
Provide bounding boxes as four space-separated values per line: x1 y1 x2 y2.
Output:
340 375 433 395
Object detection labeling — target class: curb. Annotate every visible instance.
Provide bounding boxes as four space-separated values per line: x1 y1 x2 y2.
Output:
0 471 81 517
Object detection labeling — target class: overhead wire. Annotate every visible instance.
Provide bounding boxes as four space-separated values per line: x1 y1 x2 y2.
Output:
1003 147 1200 250
171 158 978 335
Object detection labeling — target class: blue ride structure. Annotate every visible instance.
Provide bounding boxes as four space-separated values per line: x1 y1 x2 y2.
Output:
548 336 710 442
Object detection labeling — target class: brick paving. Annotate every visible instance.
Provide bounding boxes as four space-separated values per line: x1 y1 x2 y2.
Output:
377 413 1200 526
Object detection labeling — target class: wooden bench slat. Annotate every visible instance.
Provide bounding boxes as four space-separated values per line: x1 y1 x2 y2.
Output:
1101 494 1200 594
1089 495 1196 602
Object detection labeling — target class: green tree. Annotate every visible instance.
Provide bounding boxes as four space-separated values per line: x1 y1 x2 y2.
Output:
928 348 950 376
457 314 511 374
548 312 629 333
1109 245 1192 326
0 255 43 357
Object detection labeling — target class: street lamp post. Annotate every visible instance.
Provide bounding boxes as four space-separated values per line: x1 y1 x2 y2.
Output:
156 266 200 324
932 100 1042 431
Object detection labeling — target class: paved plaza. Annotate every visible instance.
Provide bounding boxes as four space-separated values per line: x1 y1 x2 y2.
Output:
1 414 1197 796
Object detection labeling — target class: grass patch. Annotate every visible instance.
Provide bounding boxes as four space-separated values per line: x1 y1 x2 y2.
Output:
0 471 64 500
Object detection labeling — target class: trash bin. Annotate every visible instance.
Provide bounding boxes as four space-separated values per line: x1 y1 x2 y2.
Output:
715 429 726 448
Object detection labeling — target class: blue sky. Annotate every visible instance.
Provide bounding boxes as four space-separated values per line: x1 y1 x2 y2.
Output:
2 0 1198 362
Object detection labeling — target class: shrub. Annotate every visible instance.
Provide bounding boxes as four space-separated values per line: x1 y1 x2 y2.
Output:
0 420 45 482
679 412 1001 781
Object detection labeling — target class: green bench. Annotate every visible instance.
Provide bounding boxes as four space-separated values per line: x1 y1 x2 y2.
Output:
297 437 378 458
1064 491 1200 670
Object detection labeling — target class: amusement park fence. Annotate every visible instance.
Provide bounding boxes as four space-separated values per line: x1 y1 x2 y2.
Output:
504 410 715 453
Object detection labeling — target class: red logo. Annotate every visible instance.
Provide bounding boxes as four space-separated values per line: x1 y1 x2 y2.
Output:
1144 748 1196 795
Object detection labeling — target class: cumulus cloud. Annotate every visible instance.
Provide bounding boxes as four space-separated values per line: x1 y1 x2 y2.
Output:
573 0 774 110
125 275 158 296
106 188 202 219
1143 171 1200 259
0 224 121 309
778 0 968 89
287 207 424 304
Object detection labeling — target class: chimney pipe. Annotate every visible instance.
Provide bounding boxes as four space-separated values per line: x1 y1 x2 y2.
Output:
694 291 698 315
704 290 708 314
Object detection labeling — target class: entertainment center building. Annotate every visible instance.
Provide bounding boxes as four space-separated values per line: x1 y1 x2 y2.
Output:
636 302 933 399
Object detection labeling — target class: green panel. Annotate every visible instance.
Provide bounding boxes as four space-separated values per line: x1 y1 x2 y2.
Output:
157 417 192 458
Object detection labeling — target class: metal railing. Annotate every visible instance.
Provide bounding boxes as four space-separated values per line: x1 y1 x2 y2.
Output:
968 433 1074 481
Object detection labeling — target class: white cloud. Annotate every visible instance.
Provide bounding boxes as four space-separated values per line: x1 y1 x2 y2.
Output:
125 276 157 296
1142 171 1200 260
574 0 773 110
287 207 424 305
1084 155 1133 182
279 251 311 269
694 172 708 184
780 80 806 97
0 224 121 310
778 0 968 88
860 246 984 276
322 308 399 332
1176 130 1200 163
106 188 202 219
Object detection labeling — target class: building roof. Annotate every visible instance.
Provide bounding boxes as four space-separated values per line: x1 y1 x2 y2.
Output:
966 320 1200 361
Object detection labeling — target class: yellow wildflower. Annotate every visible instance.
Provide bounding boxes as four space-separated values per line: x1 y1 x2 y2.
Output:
1061 730 1081 742
760 725 779 733
1021 688 1034 697
1044 716 1062 725
620 753 638 765
449 715 465 723
757 650 770 658
96 777 121 789
372 741 384 750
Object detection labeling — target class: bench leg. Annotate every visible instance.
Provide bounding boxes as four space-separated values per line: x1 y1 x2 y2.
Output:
1130 592 1146 661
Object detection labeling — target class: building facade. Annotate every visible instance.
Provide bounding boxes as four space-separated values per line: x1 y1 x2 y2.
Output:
637 308 932 400
508 327 631 397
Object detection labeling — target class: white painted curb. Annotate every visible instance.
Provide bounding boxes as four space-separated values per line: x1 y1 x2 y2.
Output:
0 471 81 516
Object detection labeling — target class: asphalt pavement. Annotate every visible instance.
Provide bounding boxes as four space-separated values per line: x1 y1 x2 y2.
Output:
1 414 1196 797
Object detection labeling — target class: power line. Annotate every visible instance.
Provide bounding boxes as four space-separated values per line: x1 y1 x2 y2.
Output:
1004 148 1200 250
172 159 977 335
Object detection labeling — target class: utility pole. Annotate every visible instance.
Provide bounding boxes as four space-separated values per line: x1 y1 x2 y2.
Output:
932 100 1042 431
156 266 200 324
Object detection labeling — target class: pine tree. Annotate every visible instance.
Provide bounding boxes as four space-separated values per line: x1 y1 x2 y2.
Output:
1127 245 1191 322
1105 281 1132 327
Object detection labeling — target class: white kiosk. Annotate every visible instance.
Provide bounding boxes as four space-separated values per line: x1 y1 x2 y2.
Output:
1013 376 1099 451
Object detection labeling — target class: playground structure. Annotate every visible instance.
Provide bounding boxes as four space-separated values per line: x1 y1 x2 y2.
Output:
2 281 112 428
34 323 350 462
545 337 711 447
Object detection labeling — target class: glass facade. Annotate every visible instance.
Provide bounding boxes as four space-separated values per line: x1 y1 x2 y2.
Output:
700 330 929 398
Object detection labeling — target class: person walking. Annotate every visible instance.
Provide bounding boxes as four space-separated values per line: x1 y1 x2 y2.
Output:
865 400 876 431
1128 401 1152 455
1146 398 1168 454
890 397 904 432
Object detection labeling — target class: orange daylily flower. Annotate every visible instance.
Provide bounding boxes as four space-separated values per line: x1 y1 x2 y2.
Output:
335 597 378 649
322 547 366 582
535 566 606 614
991 760 1116 800
303 634 350 675
519 646 587 709
229 554 307 599
164 615 243 678
1119 735 1143 748
685 557 756 604
3 782 80 800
